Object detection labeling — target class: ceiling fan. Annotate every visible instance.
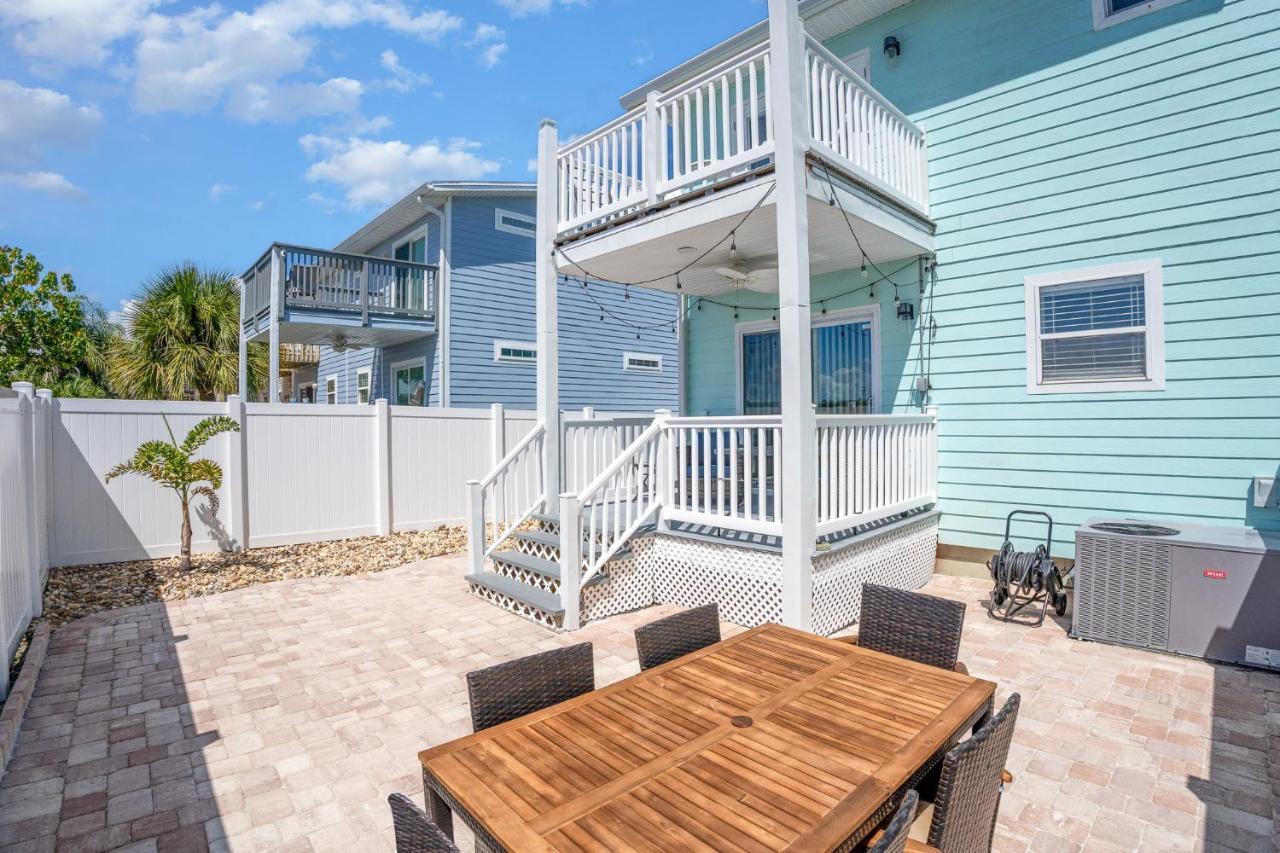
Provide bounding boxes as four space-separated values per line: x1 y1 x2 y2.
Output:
707 252 779 293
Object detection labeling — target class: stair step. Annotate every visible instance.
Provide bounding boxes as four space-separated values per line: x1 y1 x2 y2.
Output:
511 528 634 561
531 512 559 528
466 572 564 617
492 549 608 586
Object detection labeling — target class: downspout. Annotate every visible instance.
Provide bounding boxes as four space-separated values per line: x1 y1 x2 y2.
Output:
417 199 450 407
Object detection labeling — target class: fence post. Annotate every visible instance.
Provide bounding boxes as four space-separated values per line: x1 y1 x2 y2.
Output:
489 403 505 467
653 410 671 532
33 389 51 580
375 398 392 535
12 383 39 617
467 480 485 576
559 493 582 631
225 395 249 551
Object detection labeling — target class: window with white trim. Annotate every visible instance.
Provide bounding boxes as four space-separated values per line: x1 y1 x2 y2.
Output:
623 352 663 373
1092 0 1188 30
355 367 372 404
494 208 536 237
324 374 338 404
1024 259 1164 394
494 340 537 364
839 47 870 82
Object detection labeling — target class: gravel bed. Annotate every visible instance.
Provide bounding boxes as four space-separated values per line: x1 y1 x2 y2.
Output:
43 525 468 627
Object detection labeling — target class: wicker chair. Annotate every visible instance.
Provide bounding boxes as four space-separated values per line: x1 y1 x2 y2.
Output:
387 793 460 853
634 603 721 671
466 642 595 732
920 693 1021 852
839 583 968 673
868 789 918 853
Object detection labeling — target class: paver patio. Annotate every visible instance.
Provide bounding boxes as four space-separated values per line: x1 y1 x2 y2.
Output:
0 554 1275 853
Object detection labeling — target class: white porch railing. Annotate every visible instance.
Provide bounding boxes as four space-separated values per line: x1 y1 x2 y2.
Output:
663 416 784 536
815 413 938 536
554 34 927 232
561 410 656 494
466 422 546 574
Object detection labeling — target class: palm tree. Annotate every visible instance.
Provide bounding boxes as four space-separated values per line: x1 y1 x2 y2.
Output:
106 415 239 570
108 263 267 400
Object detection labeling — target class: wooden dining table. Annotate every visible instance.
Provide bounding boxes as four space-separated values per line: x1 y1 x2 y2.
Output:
418 624 996 852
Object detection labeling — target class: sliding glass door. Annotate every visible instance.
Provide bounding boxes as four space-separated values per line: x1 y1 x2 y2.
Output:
739 309 879 415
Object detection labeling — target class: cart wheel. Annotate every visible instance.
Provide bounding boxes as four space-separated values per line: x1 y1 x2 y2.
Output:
1054 592 1068 616
992 588 1006 607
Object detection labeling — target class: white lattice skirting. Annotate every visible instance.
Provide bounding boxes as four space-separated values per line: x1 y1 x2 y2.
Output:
581 511 938 633
810 512 939 636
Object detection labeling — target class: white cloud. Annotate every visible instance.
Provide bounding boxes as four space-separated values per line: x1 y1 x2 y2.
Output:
496 0 587 16
306 191 338 213
0 0 160 68
0 80 102 165
248 199 264 210
526 158 537 173
107 298 136 326
468 23 507 69
208 182 235 202
377 48 431 93
301 134 500 209
0 170 87 200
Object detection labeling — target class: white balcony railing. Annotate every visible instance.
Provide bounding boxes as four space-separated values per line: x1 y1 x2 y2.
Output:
555 35 928 232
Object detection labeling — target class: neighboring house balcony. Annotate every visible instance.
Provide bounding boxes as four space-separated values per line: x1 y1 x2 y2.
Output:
238 242 437 400
550 34 933 294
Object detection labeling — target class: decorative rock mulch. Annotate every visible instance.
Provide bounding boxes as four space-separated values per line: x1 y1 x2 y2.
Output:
42 525 469 627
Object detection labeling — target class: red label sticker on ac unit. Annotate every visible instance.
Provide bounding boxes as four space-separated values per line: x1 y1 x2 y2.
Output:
1203 569 1227 580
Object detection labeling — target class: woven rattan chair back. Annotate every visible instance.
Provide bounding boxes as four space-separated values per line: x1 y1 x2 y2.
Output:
868 789 918 853
634 603 721 671
928 693 1021 853
466 642 595 732
859 583 966 671
387 793 460 853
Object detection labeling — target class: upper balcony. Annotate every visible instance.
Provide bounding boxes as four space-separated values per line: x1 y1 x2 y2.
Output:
240 243 437 348
551 35 933 292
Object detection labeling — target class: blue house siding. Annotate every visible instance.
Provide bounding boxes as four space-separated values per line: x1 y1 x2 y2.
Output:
816 0 1280 555
446 195 679 411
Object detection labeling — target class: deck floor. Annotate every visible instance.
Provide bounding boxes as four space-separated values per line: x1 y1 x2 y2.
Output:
0 555 1275 852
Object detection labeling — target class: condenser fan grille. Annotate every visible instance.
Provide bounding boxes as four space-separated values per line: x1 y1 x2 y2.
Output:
1089 522 1179 537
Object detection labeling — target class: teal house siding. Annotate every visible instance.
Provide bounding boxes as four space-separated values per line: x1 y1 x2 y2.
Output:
684 0 1280 555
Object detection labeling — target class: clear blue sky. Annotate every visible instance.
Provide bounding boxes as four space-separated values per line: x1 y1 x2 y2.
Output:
0 0 765 318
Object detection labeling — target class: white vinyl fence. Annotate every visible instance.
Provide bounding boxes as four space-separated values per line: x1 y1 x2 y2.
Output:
0 385 49 699
0 390 543 615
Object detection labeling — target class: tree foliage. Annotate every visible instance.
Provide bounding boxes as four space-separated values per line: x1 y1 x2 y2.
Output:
107 262 267 401
0 245 114 396
106 414 240 570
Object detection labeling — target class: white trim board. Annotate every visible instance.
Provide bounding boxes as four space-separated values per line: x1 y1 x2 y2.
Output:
1023 258 1165 395
493 339 537 364
495 207 537 238
733 304 882 415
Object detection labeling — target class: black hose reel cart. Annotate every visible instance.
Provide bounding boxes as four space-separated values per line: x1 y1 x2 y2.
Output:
987 510 1071 626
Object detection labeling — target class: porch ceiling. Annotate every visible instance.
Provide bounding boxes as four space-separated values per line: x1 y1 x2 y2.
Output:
246 322 430 349
554 170 934 298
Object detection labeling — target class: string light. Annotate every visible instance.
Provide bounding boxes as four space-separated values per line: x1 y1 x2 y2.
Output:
675 273 682 290
729 234 737 259
860 257 868 278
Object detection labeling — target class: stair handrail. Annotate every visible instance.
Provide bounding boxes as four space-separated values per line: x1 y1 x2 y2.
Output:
559 410 669 630
466 421 547 576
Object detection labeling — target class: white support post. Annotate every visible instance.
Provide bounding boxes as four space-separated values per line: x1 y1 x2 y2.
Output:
769 0 817 631
374 398 392 535
644 91 661 206
559 493 582 631
268 247 282 403
32 389 51 580
12 383 40 617
238 275 249 401
490 403 506 467
536 119 561 512
466 480 485 575
225 395 249 551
